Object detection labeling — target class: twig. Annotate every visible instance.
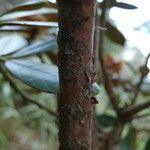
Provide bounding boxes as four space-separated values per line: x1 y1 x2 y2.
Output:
121 100 150 117
99 0 120 116
92 5 102 150
131 53 150 104
93 5 100 69
132 113 150 120
125 61 139 75
0 62 57 117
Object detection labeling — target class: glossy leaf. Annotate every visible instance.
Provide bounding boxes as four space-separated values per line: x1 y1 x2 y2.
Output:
5 60 59 94
0 26 27 32
5 60 100 95
97 114 116 127
11 39 57 58
0 9 57 21
0 21 58 27
120 130 131 150
0 1 57 17
106 22 125 45
115 2 137 9
0 34 27 56
120 127 136 150
145 139 150 150
99 0 115 9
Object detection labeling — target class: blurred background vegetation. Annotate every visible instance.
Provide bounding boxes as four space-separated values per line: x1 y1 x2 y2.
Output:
0 0 149 150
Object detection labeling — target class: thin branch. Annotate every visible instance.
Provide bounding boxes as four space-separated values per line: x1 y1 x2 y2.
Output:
93 6 100 69
132 112 150 120
99 0 120 116
125 61 139 75
0 62 57 117
92 5 103 150
121 100 150 117
131 53 150 104
145 53 150 65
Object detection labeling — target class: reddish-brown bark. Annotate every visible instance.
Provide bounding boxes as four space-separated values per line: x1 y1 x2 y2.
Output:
57 0 96 149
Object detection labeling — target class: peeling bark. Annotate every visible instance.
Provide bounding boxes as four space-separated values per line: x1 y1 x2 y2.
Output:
57 0 96 150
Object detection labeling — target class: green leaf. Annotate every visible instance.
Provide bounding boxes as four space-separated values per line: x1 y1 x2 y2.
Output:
97 114 116 127
0 131 9 146
0 34 27 56
120 127 137 150
5 60 100 95
0 21 58 27
0 107 20 119
106 22 125 45
0 1 57 17
115 2 137 9
120 130 131 150
11 39 57 58
139 66 149 77
5 60 59 94
0 10 57 21
145 139 150 150
99 0 116 9
0 26 27 32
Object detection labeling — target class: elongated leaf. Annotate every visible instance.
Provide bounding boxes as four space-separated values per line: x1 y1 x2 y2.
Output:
97 114 116 127
115 2 137 9
99 0 116 9
0 9 57 21
0 1 57 17
120 127 136 150
0 21 58 27
11 39 57 58
5 60 100 95
145 139 150 150
120 129 131 150
0 26 27 32
106 22 125 45
0 34 27 56
5 60 59 93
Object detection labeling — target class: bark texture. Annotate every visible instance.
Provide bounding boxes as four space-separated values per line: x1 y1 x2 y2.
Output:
57 0 96 150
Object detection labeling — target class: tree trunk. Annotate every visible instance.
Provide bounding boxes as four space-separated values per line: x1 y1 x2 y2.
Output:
57 0 96 150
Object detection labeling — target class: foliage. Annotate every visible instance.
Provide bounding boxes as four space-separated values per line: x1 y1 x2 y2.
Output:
0 0 149 150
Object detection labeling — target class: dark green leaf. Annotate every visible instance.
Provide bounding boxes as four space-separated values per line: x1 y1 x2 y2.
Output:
120 127 136 150
97 114 116 127
120 130 131 150
106 22 125 45
145 139 150 150
99 0 116 9
11 39 57 58
115 2 137 9
0 34 27 56
0 9 57 21
5 60 59 94
0 21 58 27
5 60 100 95
140 66 149 77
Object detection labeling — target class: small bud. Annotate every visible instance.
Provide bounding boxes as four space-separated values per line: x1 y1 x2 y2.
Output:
139 66 149 77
